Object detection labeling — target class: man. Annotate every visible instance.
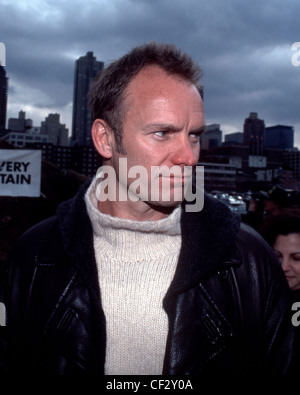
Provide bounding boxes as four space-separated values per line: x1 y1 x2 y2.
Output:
4 42 295 375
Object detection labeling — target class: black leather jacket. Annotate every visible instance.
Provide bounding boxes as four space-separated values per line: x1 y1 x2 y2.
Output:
3 183 296 375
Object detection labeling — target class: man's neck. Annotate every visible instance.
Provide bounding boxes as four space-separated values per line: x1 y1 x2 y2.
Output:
97 199 177 221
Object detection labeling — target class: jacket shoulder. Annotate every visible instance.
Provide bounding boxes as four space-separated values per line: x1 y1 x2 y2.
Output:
5 216 62 290
235 221 290 301
19 216 57 243
237 221 279 263
7 216 58 264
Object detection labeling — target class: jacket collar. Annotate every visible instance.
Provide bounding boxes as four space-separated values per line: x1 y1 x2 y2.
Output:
164 193 241 300
56 181 103 322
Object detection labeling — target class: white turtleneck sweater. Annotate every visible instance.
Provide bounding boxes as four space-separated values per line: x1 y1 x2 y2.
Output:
84 178 182 375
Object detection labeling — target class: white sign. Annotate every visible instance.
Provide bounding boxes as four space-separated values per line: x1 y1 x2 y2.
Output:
0 149 42 197
248 155 266 169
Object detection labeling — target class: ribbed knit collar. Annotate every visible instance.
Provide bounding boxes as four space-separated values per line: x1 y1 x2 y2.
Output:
84 177 182 261
85 177 182 235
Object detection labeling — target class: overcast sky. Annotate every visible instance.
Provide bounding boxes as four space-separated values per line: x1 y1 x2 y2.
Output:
1 0 300 147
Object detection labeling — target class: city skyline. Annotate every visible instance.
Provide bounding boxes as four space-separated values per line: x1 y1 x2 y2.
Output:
0 0 299 148
2 56 298 150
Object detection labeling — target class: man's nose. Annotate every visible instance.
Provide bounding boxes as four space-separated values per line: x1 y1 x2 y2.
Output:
171 138 199 166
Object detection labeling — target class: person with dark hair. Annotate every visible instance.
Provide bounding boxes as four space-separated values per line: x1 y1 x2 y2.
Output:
3 42 296 375
263 209 300 297
243 186 299 234
262 208 300 374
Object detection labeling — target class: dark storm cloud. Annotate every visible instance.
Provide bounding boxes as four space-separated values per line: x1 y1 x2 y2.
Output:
0 0 299 145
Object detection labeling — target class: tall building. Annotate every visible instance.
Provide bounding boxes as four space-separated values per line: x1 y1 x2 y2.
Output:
0 65 8 135
201 124 222 150
243 112 265 156
27 142 102 178
8 110 32 132
224 132 244 145
71 52 104 146
264 125 294 149
283 149 300 183
40 113 69 146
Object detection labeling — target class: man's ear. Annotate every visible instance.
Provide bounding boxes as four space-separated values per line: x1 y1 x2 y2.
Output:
91 119 114 159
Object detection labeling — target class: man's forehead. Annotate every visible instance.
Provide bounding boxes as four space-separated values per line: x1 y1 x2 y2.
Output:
124 65 201 106
127 64 195 93
134 64 173 79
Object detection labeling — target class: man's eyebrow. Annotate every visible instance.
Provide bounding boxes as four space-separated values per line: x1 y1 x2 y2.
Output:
144 123 207 133
191 124 206 134
144 123 182 131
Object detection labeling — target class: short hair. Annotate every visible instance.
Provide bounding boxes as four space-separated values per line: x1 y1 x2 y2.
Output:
88 42 203 153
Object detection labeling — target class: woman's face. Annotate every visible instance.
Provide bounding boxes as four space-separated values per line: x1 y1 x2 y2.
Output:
273 233 300 291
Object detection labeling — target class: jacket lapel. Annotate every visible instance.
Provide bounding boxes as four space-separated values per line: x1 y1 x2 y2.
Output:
165 193 241 297
51 181 107 372
163 193 241 374
162 283 234 374
43 272 106 374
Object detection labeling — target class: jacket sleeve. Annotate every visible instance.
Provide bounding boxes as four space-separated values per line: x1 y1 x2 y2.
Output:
3 217 56 373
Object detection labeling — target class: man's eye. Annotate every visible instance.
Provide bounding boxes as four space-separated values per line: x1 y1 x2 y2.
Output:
154 131 167 137
190 133 201 141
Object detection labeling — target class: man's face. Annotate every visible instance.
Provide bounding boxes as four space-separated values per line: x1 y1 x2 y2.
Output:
104 65 205 219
